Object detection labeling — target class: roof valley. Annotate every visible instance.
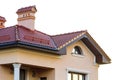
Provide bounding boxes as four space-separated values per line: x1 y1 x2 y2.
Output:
50 36 58 49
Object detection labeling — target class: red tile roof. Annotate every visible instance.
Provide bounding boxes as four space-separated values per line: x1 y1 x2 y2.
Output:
0 25 56 49
0 16 6 22
16 6 37 14
0 25 86 50
0 25 111 63
51 31 86 48
18 25 56 48
0 27 15 43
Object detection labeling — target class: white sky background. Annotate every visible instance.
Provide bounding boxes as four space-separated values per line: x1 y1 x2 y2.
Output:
0 0 119 80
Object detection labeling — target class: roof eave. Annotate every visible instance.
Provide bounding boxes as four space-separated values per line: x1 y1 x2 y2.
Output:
0 41 65 55
81 32 111 64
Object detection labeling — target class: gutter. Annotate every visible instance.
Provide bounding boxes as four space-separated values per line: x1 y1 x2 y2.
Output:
0 41 65 55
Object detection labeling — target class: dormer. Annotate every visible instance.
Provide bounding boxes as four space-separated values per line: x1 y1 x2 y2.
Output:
16 6 37 30
0 16 6 28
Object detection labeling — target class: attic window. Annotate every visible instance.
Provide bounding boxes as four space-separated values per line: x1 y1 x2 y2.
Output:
72 46 83 55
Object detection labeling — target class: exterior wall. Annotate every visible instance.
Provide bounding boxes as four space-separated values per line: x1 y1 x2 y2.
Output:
0 49 18 64
54 41 99 80
18 13 35 18
18 19 35 30
26 68 39 80
17 11 35 30
0 40 99 80
0 66 13 80
0 65 39 80
39 69 55 80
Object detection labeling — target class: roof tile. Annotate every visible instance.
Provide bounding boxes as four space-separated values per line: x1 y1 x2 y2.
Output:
0 16 6 22
17 25 56 48
16 6 37 13
51 31 86 48
0 26 16 43
0 25 86 50
0 25 57 49
0 25 111 63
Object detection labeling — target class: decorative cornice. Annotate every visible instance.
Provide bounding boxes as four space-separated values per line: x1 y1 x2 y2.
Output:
17 16 35 21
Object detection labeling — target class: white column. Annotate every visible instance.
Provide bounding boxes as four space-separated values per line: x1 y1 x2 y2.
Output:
13 64 21 80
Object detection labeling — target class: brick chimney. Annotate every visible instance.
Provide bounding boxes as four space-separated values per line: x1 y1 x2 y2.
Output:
16 6 37 30
0 16 6 28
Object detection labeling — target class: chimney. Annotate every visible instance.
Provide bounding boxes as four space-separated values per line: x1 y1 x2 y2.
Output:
16 6 37 30
0 16 6 28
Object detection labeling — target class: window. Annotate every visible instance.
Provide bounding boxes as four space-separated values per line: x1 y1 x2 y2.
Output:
40 77 47 80
72 46 83 55
68 72 85 80
20 69 26 80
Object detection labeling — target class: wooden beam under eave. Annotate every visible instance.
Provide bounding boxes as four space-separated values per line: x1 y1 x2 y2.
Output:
81 38 103 64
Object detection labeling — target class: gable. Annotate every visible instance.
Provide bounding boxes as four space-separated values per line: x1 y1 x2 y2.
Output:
52 31 111 64
66 40 96 64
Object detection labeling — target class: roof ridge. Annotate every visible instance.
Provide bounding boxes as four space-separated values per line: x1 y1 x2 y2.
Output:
15 25 50 36
15 25 58 49
0 26 15 30
16 25 51 37
16 25 35 31
51 30 87 37
15 25 20 41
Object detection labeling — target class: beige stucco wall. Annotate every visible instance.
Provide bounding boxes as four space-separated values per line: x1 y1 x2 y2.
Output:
39 69 55 80
0 40 99 80
0 66 13 80
18 19 35 30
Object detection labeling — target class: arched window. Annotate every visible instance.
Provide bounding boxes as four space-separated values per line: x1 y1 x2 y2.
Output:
72 46 83 55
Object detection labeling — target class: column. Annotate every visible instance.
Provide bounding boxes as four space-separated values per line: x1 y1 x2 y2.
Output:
13 63 21 80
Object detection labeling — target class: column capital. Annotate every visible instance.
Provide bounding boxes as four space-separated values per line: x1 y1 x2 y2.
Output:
13 63 21 68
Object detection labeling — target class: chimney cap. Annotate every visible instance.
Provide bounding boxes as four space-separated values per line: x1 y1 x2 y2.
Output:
0 16 6 22
16 5 37 14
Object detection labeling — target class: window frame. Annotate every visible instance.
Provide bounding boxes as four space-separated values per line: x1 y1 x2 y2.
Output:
72 46 84 57
68 72 86 80
20 69 26 80
67 68 89 80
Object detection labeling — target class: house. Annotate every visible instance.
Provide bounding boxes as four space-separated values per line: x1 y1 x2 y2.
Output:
0 6 111 80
